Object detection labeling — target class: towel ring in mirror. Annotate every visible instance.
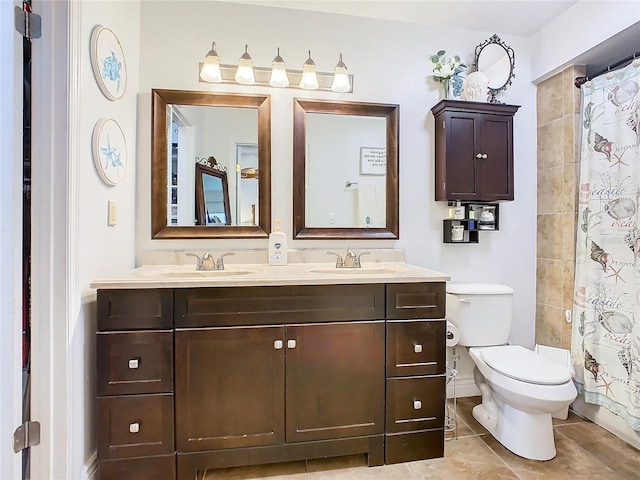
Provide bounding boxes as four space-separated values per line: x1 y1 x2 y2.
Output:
474 34 515 103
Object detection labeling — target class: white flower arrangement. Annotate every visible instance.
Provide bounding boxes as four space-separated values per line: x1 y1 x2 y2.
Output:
430 50 467 98
429 50 466 82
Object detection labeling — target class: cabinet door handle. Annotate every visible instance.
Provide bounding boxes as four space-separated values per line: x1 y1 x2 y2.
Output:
128 358 140 369
129 422 140 433
414 344 423 354
413 400 422 410
287 339 297 349
274 340 283 350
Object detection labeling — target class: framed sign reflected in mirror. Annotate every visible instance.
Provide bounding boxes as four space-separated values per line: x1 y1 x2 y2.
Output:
195 162 231 226
151 89 271 239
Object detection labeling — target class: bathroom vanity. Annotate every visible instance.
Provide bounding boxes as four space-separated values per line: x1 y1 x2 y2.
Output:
92 262 448 479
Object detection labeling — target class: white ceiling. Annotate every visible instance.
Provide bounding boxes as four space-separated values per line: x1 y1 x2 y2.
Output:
221 0 580 37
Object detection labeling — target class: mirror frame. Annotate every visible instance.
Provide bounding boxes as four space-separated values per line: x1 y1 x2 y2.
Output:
474 34 515 103
293 99 399 240
194 163 231 226
151 89 271 238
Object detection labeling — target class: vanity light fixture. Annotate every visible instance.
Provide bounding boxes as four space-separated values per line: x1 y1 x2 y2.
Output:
199 41 222 83
198 43 353 93
234 44 255 85
269 48 289 88
330 53 350 93
299 50 319 90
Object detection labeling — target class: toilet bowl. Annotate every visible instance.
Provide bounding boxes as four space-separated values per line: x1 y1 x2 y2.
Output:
469 345 577 460
446 283 577 461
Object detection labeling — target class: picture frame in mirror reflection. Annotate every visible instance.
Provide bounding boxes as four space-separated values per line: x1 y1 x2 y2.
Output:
360 147 386 175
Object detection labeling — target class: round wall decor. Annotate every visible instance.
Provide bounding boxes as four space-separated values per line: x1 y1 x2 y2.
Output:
92 118 127 185
90 25 127 101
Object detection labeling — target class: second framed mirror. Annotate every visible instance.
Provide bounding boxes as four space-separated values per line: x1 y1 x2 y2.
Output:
293 99 399 239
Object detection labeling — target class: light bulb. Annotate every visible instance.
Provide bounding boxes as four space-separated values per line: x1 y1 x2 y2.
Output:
299 50 319 90
199 42 222 83
269 48 289 88
234 44 255 85
331 53 350 93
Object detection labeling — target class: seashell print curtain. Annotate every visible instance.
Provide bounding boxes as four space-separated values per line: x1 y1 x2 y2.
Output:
571 60 640 430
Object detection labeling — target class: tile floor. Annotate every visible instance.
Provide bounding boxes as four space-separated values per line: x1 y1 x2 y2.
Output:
204 396 640 479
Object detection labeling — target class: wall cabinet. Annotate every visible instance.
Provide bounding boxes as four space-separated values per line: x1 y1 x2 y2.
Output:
432 100 520 202
96 282 445 479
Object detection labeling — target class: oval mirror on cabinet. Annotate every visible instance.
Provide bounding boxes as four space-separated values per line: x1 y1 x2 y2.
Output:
293 99 399 240
474 34 515 103
151 89 271 239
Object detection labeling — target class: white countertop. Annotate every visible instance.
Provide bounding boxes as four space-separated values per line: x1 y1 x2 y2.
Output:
90 261 450 289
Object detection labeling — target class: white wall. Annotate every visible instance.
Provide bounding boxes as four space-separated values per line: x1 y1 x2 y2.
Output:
136 1 538 351
67 2 141 477
529 0 640 81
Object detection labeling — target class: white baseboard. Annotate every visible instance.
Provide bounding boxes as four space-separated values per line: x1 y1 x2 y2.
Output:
447 374 480 399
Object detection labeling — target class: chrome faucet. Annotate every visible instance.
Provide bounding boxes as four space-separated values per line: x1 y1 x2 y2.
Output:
186 252 234 271
326 248 370 268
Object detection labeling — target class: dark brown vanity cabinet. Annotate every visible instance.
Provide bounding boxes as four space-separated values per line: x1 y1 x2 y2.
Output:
432 100 520 202
96 282 445 479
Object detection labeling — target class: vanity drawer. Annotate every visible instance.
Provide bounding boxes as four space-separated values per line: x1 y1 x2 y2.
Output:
97 393 174 460
386 283 445 320
174 284 385 327
386 320 445 377
385 429 444 464
97 330 173 396
99 455 175 480
385 376 445 433
98 289 173 331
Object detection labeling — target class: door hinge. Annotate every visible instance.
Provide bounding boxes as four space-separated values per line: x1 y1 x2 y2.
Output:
14 6 41 39
13 421 40 453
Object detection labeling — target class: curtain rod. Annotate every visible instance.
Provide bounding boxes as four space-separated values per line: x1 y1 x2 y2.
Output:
574 50 640 88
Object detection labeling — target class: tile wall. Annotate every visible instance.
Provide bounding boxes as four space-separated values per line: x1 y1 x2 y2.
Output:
535 65 585 349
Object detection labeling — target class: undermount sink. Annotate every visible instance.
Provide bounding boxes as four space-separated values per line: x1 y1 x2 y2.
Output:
308 267 401 275
139 268 255 278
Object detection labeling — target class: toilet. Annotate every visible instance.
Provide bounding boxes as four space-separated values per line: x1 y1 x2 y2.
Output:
446 283 577 461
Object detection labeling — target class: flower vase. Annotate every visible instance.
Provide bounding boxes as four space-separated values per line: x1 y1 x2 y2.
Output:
442 78 452 99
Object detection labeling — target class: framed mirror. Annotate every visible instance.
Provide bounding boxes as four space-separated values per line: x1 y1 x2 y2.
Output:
151 89 271 239
293 99 399 240
474 34 515 103
194 161 231 226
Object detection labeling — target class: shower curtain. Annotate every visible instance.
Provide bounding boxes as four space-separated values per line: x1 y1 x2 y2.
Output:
571 60 640 431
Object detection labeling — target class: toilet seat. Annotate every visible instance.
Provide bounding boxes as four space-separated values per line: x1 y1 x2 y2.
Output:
480 345 571 385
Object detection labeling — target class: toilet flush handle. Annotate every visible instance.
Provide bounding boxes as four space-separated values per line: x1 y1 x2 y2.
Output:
458 297 471 304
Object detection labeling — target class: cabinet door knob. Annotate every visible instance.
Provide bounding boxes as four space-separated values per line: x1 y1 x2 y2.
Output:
414 344 423 354
287 339 297 349
413 400 422 410
476 153 482 159
274 340 283 350
128 358 139 369
482 153 488 159
129 422 140 433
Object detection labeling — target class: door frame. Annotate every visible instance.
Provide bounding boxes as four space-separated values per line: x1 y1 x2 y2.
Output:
0 2 25 479
29 0 78 478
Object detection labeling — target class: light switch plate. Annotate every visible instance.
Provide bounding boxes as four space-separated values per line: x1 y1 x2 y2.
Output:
107 201 117 226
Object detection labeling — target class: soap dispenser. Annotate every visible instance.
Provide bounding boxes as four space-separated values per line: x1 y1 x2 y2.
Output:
268 219 288 265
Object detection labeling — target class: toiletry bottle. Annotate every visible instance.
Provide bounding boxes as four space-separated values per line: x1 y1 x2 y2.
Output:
269 219 288 265
453 201 465 219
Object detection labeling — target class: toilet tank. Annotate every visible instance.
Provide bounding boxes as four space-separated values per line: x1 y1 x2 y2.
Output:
446 283 514 347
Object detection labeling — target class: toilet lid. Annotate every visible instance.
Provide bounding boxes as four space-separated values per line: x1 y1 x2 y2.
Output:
481 345 572 385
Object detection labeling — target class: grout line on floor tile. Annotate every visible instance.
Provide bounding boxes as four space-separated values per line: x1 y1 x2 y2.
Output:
480 436 527 480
